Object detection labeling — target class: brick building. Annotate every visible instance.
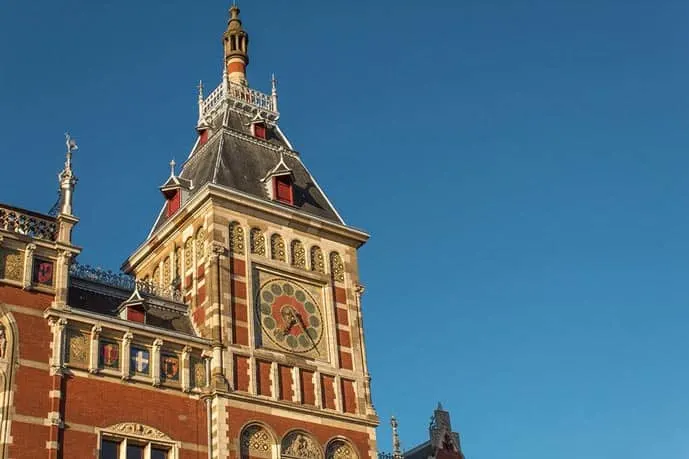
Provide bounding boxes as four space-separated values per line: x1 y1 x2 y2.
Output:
0 5 466 459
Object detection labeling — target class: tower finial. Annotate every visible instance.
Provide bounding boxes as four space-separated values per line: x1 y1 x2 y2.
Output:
271 73 278 112
59 133 79 216
223 3 249 86
169 159 176 177
391 416 402 459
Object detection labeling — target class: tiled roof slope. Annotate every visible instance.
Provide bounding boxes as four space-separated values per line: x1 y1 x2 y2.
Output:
150 107 342 234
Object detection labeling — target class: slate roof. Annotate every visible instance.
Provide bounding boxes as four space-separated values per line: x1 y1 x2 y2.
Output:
149 106 342 234
68 277 196 335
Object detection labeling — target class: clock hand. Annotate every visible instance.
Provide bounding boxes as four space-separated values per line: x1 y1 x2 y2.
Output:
294 312 319 355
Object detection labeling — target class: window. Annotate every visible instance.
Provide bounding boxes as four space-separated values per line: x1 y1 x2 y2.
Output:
166 190 180 217
273 175 293 205
253 122 267 139
100 437 172 459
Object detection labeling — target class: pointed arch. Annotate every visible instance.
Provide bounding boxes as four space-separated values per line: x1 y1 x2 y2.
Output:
229 222 245 255
329 252 344 282
270 234 286 262
250 228 266 256
281 430 322 459
240 422 277 459
310 246 324 273
291 240 306 269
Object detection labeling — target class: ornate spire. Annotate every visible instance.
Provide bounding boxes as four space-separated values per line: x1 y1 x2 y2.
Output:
391 416 403 459
223 3 249 86
59 133 78 216
271 73 278 112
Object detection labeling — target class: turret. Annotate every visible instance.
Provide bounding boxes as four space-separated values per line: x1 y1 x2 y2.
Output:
223 5 249 86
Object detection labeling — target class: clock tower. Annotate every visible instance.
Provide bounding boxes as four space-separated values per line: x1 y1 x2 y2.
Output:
123 5 378 459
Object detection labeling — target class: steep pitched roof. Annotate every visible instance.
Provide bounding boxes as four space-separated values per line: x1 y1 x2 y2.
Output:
149 106 342 235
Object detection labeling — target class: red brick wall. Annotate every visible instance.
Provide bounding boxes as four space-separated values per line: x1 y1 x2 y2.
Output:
230 257 249 346
299 370 315 406
63 376 206 445
341 379 357 414
320 375 335 410
256 360 272 397
234 355 250 392
278 365 293 401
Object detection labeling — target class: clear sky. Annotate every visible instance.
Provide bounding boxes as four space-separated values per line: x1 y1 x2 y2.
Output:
2 0 689 458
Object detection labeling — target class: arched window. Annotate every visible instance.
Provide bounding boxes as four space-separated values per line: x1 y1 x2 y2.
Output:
310 246 324 273
250 228 266 256
230 222 245 255
240 424 275 459
291 240 305 268
270 234 286 262
0 312 17 450
329 252 344 282
326 439 358 459
281 431 321 459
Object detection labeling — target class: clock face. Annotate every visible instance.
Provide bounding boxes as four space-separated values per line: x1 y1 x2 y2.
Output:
257 278 324 355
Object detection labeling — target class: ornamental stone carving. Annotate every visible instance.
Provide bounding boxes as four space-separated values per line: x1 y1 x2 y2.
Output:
330 252 344 282
184 238 193 270
0 249 23 282
163 257 171 286
250 228 266 256
230 222 245 255
67 329 89 365
281 432 320 459
196 228 207 260
153 266 161 287
326 440 356 459
270 234 286 262
310 246 324 273
107 423 172 441
241 425 273 458
0 324 7 359
175 247 182 278
291 240 306 269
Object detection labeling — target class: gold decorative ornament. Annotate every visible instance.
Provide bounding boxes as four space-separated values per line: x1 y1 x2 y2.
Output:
250 228 266 256
330 252 344 282
230 222 245 255
270 234 285 262
310 246 324 273
291 240 306 268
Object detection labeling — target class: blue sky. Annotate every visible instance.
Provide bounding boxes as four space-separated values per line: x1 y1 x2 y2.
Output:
2 0 689 457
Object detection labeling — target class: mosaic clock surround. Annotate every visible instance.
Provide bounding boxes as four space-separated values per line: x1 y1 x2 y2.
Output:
256 277 325 356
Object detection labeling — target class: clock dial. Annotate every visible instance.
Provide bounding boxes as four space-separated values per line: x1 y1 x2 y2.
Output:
257 279 324 355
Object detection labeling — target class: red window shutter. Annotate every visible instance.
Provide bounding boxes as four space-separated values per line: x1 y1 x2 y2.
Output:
199 130 209 145
274 176 293 205
166 190 181 217
254 123 266 139
127 306 145 323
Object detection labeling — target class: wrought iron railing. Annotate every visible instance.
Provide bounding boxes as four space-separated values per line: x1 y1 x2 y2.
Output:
0 204 57 241
201 80 277 119
69 262 183 303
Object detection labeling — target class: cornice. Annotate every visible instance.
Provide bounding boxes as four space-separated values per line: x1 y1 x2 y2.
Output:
125 183 369 272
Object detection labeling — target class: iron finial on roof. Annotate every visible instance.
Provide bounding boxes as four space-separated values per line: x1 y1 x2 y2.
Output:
391 416 402 459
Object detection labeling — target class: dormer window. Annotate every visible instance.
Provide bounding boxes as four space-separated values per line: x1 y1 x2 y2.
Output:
198 129 209 145
165 189 181 217
274 174 293 205
126 304 145 323
252 122 267 139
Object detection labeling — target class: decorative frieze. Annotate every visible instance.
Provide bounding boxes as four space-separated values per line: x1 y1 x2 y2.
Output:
241 425 273 458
